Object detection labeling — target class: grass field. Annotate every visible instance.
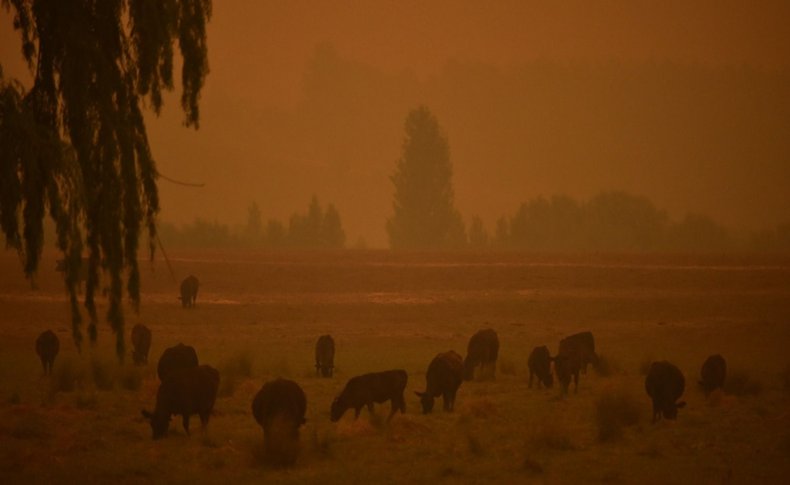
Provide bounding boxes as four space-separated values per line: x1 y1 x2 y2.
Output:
1 249 789 484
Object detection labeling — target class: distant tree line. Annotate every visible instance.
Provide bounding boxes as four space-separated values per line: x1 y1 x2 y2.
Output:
468 191 790 253
158 196 345 249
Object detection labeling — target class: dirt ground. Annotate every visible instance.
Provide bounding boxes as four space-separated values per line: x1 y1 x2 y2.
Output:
1 249 789 484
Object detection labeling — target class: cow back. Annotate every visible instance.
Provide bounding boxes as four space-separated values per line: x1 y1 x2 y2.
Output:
157 343 199 381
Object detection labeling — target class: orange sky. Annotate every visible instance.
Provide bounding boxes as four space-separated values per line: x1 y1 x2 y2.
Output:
2 1 789 246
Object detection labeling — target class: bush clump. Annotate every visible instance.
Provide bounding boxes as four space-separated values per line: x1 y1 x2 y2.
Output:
724 370 763 396
595 388 641 441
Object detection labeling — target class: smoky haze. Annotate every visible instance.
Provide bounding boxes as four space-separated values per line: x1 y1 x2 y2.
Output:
2 1 789 248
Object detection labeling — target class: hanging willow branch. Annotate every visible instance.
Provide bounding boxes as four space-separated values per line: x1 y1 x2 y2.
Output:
0 0 212 361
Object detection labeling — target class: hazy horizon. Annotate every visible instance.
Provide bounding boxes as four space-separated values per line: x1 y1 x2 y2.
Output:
2 0 789 248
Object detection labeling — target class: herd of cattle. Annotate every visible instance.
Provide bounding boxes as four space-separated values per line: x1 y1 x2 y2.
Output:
34 312 729 465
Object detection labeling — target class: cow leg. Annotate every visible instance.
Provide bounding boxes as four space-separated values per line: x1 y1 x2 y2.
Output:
366 402 375 416
354 406 362 419
183 415 191 436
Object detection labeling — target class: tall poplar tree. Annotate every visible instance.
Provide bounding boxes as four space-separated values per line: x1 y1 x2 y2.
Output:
387 106 465 249
0 0 212 360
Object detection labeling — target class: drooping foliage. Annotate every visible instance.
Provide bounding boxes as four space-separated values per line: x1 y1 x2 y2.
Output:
387 106 466 249
0 0 212 360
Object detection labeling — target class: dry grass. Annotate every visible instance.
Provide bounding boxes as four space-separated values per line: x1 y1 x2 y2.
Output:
1 250 789 483
498 357 517 376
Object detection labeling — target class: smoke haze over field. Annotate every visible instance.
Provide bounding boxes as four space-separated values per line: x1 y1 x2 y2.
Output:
2 1 789 247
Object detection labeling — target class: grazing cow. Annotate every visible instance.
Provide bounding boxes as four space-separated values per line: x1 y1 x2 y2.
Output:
157 343 199 381
559 331 598 374
131 324 152 365
179 275 199 308
645 361 686 422
464 328 499 381
35 330 60 376
141 365 220 439
415 351 464 413
315 335 335 378
699 354 727 395
553 351 582 395
330 370 407 422
252 378 307 466
528 346 553 389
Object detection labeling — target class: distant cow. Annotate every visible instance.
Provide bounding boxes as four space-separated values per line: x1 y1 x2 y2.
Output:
699 354 726 395
141 364 220 439
554 351 582 395
645 361 686 422
559 331 598 374
415 351 464 413
131 324 152 365
35 330 60 376
252 378 307 466
315 335 335 378
528 346 553 389
464 329 499 381
330 370 407 422
179 275 199 308
157 343 199 381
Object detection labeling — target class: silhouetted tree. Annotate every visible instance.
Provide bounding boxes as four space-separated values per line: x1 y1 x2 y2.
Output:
245 202 263 242
0 1 212 359
288 196 345 248
387 106 465 249
468 216 489 248
321 204 346 248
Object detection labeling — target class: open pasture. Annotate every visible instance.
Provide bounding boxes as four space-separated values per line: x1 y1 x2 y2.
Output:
1 250 789 483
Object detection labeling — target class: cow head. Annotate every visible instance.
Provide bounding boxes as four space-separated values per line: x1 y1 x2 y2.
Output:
414 391 435 414
329 397 345 422
141 409 170 439
553 355 571 393
541 371 554 388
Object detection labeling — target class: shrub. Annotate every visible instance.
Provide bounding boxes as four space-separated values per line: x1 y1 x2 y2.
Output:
594 354 619 377
118 366 142 391
724 370 763 396
50 357 84 393
11 413 51 440
90 358 115 391
529 418 576 451
595 388 640 441
467 433 485 456
222 351 254 378
218 373 238 398
75 392 98 410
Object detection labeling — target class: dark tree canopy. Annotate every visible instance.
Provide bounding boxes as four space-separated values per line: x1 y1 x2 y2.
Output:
0 0 212 359
387 106 465 249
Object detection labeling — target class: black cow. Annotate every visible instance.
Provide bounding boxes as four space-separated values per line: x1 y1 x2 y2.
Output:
35 330 60 376
645 361 686 422
179 275 199 308
415 351 464 413
528 345 553 389
141 365 220 439
554 351 582 395
464 328 499 381
699 354 726 395
559 331 598 374
315 335 335 378
330 370 407 422
252 378 307 466
157 343 199 381
131 324 152 365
